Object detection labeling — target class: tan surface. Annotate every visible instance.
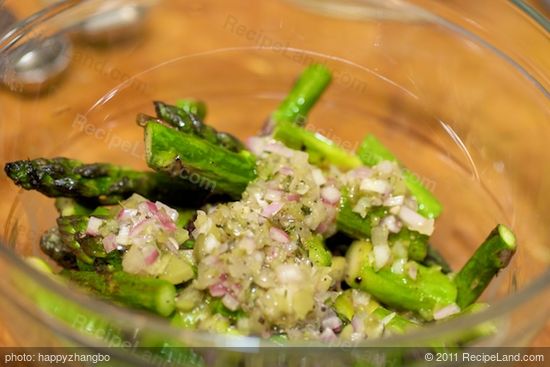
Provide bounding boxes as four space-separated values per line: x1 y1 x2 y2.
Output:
0 0 548 347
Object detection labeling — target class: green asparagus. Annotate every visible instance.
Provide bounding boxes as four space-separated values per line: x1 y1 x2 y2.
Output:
145 123 405 248
338 191 429 261
61 270 176 317
454 224 517 308
371 306 418 335
271 64 332 126
57 215 111 258
144 121 257 198
332 290 418 335
26 258 201 365
336 189 388 238
390 228 428 262
273 120 362 169
345 241 457 320
56 215 96 265
4 157 209 206
154 101 245 153
55 198 95 216
40 227 77 269
21 258 125 344
304 234 332 266
357 134 442 219
266 65 363 169
423 245 452 274
176 98 207 121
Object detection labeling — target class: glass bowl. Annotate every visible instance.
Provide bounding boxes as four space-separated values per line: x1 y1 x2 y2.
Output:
0 0 548 364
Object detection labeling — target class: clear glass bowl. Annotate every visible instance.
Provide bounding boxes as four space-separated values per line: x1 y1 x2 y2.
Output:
0 0 548 364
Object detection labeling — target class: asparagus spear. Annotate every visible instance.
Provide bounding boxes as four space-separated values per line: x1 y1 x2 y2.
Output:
390 228 428 262
40 227 77 269
266 64 360 169
144 121 257 198
304 234 332 266
454 224 517 308
371 306 417 335
21 258 125 343
273 120 362 169
176 98 207 120
423 245 452 274
4 157 209 206
145 123 429 255
345 241 457 320
56 215 96 265
337 191 428 261
333 289 418 335
25 258 201 365
55 198 95 216
54 214 125 271
350 265 456 321
57 215 116 257
357 134 442 219
271 64 332 126
61 270 176 317
336 189 388 238
154 101 245 153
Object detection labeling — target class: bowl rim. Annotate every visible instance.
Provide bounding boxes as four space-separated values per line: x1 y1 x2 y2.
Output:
2 237 550 348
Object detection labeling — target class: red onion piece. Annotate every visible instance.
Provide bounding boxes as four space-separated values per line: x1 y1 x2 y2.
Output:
264 142 294 157
321 186 341 205
350 167 372 179
102 234 117 253
166 237 179 252
145 200 158 214
315 221 328 234
246 137 264 155
156 208 177 232
202 255 219 266
278 166 294 176
320 327 337 342
322 316 342 331
238 238 256 254
276 264 303 283
143 247 159 265
155 201 179 221
85 217 103 236
116 225 130 245
433 304 461 320
312 169 327 186
261 202 284 217
117 208 137 220
380 312 396 326
360 178 390 194
315 206 337 234
269 227 290 244
129 218 154 237
351 315 365 334
222 294 240 311
209 283 227 297
408 263 418 280
381 215 402 233
286 193 300 202
264 189 283 202
398 206 434 235
383 195 405 207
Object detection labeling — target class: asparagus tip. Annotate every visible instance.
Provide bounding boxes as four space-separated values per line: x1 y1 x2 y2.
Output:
4 160 28 183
